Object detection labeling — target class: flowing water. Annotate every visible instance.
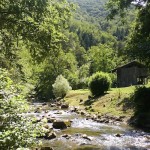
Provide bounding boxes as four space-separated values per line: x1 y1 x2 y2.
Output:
31 104 150 150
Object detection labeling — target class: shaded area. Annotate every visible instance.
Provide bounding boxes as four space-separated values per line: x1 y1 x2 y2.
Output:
128 86 150 130
84 93 108 106
117 96 134 112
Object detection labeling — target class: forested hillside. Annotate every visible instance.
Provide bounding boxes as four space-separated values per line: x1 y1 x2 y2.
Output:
0 0 135 100
68 0 134 50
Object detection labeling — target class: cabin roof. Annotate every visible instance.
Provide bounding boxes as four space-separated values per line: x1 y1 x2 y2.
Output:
112 61 146 72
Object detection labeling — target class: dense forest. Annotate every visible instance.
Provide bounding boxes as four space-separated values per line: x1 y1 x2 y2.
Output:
0 0 135 100
0 0 150 149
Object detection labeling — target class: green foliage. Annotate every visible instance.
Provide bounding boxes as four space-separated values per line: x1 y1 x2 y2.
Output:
0 0 73 60
107 0 150 64
109 73 117 87
68 0 133 54
126 5 150 64
132 86 150 114
88 44 119 73
69 19 118 51
0 68 42 149
52 75 72 98
130 86 150 127
0 0 77 100
35 50 78 100
88 72 111 96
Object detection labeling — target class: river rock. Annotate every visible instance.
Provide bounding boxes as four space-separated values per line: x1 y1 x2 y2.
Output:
61 103 69 109
82 134 92 141
80 111 86 115
33 117 41 123
47 116 56 123
99 119 105 123
40 147 54 150
53 120 71 129
56 102 62 106
80 99 83 103
34 107 42 113
41 117 48 123
54 111 62 114
70 107 78 112
44 110 49 113
115 116 123 122
97 115 102 119
50 103 56 107
62 134 71 139
115 133 122 137
104 120 109 123
75 133 82 136
43 124 49 129
42 102 47 106
44 132 57 140
91 114 97 120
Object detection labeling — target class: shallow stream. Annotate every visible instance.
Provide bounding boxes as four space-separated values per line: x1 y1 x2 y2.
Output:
31 103 150 150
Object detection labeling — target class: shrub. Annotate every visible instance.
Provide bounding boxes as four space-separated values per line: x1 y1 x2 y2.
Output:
133 86 150 114
0 68 43 149
77 78 88 89
130 86 150 127
109 73 117 88
52 75 72 98
88 72 111 96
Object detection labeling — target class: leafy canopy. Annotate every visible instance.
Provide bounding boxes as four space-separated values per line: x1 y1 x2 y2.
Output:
107 0 150 63
0 0 73 61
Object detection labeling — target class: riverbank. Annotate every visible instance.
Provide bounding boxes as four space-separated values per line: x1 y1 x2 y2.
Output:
64 86 135 117
30 102 150 150
64 86 150 131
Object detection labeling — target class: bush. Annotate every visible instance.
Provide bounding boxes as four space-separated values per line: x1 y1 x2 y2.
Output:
52 75 72 98
130 86 150 127
0 68 43 149
133 86 150 114
109 73 117 88
88 72 111 96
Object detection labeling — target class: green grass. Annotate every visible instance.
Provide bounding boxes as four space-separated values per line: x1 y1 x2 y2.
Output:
65 86 138 117
65 84 150 117
110 86 135 94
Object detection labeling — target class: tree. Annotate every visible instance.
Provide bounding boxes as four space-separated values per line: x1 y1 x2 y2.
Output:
0 0 76 100
107 0 150 64
88 44 119 73
52 75 72 98
0 68 42 149
0 0 73 61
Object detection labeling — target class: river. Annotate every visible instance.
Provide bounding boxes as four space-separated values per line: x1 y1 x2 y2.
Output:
30 103 150 150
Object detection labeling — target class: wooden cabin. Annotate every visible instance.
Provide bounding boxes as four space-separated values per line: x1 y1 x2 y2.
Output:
112 61 149 87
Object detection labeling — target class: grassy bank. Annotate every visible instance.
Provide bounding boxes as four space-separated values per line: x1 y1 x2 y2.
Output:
65 86 136 117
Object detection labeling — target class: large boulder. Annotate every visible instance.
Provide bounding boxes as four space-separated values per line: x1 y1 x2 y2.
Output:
53 120 71 129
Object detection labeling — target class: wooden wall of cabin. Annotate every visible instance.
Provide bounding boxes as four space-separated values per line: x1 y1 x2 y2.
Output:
117 67 138 87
